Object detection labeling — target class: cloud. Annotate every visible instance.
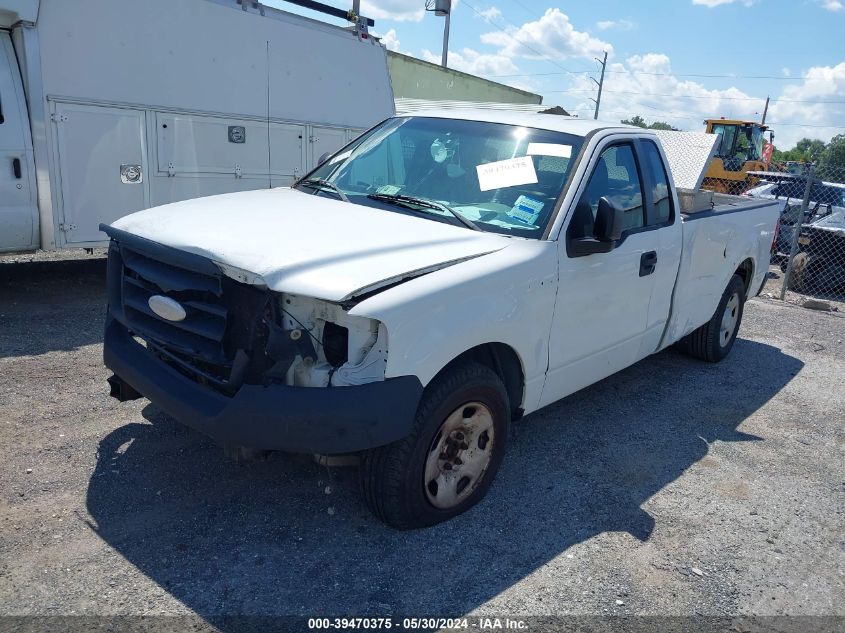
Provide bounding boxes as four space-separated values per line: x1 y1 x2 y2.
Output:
421 47 519 76
691 0 756 6
480 8 612 61
557 52 845 148
564 52 763 133
820 0 843 10
476 6 502 21
768 62 845 147
596 19 636 31
378 28 402 52
359 0 425 22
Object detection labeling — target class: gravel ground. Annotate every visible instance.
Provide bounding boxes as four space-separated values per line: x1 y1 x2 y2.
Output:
0 252 843 624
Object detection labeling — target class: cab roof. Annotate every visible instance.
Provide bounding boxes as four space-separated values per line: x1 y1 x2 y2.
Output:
395 108 640 138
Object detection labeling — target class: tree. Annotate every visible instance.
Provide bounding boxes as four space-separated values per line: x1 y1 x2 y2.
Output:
818 134 845 183
820 134 845 168
771 135 845 184
621 115 674 130
772 137 827 164
795 138 827 161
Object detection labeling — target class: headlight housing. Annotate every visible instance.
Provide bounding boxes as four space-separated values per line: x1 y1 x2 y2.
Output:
277 293 387 387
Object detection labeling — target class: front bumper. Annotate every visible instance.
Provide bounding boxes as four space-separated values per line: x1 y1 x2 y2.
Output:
104 319 423 454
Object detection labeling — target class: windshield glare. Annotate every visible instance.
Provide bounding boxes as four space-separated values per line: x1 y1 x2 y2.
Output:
300 116 585 238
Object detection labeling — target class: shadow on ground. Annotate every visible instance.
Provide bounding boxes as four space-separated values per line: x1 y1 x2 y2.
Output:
85 337 802 621
0 257 106 357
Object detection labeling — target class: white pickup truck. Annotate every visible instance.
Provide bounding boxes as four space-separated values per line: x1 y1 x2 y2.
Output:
101 111 782 529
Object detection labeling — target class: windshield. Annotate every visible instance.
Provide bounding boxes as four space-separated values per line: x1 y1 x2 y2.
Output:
749 125 764 161
711 123 738 158
297 116 585 238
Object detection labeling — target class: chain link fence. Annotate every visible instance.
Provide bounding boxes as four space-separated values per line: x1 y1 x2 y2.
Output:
701 161 845 307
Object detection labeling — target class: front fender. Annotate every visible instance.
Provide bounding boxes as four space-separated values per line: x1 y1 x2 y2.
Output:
349 241 558 414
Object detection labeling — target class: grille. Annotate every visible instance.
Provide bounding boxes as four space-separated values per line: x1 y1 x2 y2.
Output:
119 245 233 387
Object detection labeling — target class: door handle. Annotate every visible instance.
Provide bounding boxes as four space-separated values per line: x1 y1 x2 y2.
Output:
12 158 21 179
640 251 657 277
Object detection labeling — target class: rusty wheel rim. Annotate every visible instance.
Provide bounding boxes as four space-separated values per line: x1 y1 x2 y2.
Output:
424 402 495 509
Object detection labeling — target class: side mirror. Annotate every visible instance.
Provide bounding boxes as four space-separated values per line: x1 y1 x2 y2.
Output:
568 197 624 257
594 196 624 242
317 151 333 166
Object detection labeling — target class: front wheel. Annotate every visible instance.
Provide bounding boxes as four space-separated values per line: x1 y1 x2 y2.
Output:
677 274 746 362
361 362 510 529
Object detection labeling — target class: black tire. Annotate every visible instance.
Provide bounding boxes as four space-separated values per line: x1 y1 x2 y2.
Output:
677 274 746 363
361 361 510 529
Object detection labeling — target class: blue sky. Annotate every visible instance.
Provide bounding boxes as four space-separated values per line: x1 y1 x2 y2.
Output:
264 0 845 148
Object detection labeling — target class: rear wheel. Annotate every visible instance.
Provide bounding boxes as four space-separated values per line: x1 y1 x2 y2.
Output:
361 362 509 529
678 274 746 362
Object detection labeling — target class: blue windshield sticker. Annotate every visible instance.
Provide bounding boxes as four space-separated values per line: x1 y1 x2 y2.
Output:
507 195 545 225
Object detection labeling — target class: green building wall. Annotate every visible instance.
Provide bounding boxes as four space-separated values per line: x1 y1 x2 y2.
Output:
387 51 542 105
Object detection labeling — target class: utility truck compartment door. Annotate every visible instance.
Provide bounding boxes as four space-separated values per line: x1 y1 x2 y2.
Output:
156 113 273 176
0 32 37 251
54 102 148 244
270 122 306 186
309 126 347 169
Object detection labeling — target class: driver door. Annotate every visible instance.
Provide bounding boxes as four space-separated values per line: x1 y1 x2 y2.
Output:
540 140 659 407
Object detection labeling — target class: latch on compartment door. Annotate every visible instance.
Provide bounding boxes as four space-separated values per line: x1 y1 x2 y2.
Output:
120 164 143 184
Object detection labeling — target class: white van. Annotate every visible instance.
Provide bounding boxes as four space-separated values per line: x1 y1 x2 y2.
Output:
0 0 393 253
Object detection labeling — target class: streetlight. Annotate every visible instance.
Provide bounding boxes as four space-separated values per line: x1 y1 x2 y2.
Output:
427 0 451 67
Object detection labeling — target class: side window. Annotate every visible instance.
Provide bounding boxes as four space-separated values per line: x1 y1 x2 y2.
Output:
641 141 674 225
569 144 644 239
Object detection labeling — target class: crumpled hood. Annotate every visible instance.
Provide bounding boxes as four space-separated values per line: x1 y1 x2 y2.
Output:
110 187 509 302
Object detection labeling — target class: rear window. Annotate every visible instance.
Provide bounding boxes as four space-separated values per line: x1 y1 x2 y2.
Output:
773 181 806 199
641 140 673 225
774 181 845 206
811 184 845 207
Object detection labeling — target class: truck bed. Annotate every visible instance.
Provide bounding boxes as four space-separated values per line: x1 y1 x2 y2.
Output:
678 188 776 216
660 191 784 349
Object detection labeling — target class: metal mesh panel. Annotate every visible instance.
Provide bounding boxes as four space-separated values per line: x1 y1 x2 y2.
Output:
700 159 845 306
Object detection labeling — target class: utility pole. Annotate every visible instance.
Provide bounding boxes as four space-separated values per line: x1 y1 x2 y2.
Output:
441 11 450 67
590 51 608 120
761 96 770 125
430 0 452 68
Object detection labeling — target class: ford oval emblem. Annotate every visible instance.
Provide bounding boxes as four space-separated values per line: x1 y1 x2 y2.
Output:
148 295 187 322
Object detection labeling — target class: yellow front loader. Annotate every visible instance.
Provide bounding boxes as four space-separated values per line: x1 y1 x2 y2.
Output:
702 118 774 194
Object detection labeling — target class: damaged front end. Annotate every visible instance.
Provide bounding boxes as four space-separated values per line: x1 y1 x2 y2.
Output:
265 293 388 389
101 226 421 453
104 229 388 397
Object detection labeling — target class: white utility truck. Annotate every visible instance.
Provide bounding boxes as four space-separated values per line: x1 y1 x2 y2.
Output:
101 111 783 529
0 0 392 253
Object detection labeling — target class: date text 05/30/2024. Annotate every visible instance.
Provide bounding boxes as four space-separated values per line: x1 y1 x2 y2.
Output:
308 617 528 630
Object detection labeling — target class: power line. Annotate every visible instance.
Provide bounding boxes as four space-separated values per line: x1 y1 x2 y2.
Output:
506 0 543 21
463 1 841 125
566 108 845 129
491 70 809 81
542 87 845 105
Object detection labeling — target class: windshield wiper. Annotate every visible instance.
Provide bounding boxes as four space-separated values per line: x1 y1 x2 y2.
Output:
296 178 350 203
367 193 480 231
